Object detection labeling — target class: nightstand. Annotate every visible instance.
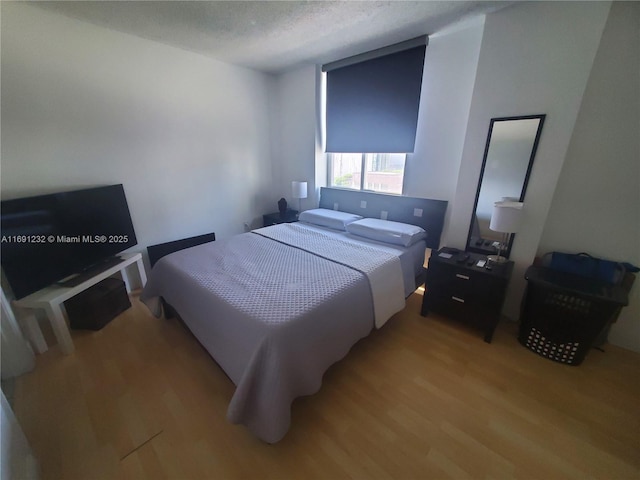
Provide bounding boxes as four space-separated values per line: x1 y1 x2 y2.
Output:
263 209 298 226
421 249 514 342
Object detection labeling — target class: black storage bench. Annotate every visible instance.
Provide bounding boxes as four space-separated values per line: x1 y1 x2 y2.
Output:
64 277 131 330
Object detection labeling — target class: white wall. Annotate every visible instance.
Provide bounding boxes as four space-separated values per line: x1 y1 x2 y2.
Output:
1 3 275 257
538 2 640 351
402 18 485 247
269 66 318 213
404 18 484 204
447 1 611 319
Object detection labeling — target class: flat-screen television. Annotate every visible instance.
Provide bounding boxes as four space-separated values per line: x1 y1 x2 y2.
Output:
1 184 138 299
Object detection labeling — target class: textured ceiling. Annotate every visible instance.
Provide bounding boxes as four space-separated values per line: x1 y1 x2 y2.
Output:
33 1 508 74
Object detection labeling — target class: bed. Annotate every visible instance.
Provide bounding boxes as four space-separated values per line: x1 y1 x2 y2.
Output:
140 187 447 443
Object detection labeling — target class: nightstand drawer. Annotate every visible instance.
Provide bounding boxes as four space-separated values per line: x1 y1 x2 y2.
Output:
426 263 500 306
426 293 495 328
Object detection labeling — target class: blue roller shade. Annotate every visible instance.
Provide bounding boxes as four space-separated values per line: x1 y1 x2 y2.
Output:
325 41 426 153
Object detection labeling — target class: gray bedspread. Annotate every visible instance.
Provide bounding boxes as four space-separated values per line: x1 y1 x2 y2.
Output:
140 224 405 443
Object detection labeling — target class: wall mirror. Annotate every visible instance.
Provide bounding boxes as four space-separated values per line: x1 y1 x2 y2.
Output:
466 114 545 257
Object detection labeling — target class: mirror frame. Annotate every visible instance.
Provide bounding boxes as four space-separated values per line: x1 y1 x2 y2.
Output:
466 114 546 258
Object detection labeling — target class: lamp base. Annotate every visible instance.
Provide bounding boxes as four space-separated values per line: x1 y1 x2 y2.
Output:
487 254 508 264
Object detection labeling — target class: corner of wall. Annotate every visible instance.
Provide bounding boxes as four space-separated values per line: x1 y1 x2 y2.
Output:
313 65 327 208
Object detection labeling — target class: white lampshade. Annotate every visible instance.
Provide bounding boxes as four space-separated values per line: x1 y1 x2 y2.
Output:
291 181 308 200
489 201 524 233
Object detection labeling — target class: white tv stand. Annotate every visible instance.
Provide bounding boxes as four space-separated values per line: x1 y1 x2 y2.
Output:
13 252 147 355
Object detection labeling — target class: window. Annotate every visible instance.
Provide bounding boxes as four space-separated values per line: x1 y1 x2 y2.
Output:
322 37 426 196
328 153 406 194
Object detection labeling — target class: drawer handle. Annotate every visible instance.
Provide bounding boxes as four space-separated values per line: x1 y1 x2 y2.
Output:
455 274 470 280
451 296 465 303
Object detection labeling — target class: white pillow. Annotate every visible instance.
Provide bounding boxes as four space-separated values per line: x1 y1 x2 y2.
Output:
298 208 363 231
346 218 427 247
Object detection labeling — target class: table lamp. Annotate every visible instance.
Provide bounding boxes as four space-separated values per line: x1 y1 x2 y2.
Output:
488 201 524 263
291 181 307 215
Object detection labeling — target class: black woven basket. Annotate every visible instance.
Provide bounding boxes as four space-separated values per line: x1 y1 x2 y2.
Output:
519 283 616 366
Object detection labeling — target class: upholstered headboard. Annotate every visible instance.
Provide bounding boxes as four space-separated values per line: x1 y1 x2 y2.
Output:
318 187 448 250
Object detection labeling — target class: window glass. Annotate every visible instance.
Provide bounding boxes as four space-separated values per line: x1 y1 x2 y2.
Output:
328 153 405 194
328 153 362 190
363 154 405 194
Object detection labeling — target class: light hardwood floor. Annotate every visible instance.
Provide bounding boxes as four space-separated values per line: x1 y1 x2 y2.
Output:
12 291 640 480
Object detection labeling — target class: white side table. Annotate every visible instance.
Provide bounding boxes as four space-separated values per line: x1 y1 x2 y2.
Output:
13 252 147 355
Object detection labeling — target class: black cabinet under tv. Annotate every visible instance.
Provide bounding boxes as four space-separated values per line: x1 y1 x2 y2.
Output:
65 277 131 330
